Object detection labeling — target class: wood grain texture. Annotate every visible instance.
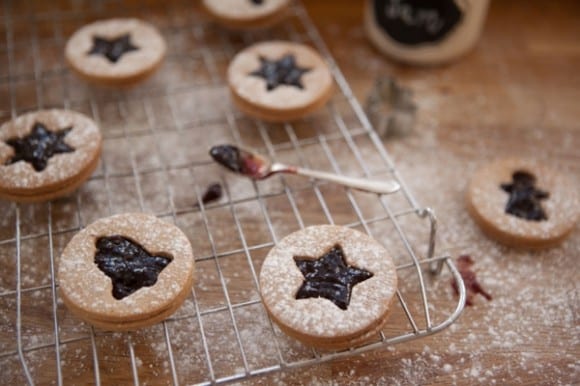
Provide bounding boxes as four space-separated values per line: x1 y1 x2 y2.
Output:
0 1 578 385
263 1 580 384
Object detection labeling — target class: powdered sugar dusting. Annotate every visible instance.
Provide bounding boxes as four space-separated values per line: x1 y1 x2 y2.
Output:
467 158 579 246
65 18 166 80
2 1 578 384
204 0 290 20
259 225 397 343
58 213 194 322
0 109 102 192
228 41 333 111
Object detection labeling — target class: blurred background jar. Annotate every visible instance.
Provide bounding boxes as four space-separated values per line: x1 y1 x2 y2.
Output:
365 0 490 65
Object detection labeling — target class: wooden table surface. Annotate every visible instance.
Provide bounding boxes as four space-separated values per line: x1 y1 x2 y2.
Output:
1 1 578 385
266 1 579 385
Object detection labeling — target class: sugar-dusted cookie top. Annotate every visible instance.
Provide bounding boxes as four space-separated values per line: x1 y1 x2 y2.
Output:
58 213 194 329
260 225 397 348
0 109 102 198
228 41 333 121
466 158 579 248
203 0 291 29
65 18 166 85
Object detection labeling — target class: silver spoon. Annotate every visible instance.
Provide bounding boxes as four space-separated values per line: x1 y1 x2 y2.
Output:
209 144 400 195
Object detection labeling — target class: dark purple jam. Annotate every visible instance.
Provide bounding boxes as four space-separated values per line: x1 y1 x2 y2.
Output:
451 255 492 307
200 183 223 205
4 122 74 172
94 235 172 300
209 145 265 178
500 170 549 221
87 34 139 63
372 0 463 46
294 245 373 310
249 54 311 91
250 0 264 4
210 145 244 173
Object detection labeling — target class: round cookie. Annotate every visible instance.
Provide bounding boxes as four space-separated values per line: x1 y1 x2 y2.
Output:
65 18 166 85
228 41 334 122
202 0 291 30
0 109 102 203
58 213 195 331
466 158 579 248
259 225 398 350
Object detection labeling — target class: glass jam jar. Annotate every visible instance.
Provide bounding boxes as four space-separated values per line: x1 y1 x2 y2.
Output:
365 0 490 65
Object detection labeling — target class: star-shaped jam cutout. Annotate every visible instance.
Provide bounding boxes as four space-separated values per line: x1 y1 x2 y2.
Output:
250 0 264 4
4 122 74 172
249 53 311 91
293 244 373 310
500 170 549 221
94 235 172 300
87 34 139 64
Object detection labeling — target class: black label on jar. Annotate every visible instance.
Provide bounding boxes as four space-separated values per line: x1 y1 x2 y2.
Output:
373 0 463 46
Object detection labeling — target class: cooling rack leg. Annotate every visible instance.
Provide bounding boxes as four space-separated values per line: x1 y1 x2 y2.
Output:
417 208 444 275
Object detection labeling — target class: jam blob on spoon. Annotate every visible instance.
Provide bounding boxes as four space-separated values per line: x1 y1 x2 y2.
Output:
209 144 272 179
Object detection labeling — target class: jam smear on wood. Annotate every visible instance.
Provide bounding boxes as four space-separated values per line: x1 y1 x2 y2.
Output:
5 122 74 172
249 53 311 91
500 170 549 221
451 255 492 307
94 235 172 300
294 244 373 310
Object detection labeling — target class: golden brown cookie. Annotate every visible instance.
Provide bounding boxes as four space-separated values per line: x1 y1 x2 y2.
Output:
259 225 398 350
202 0 291 29
228 41 333 122
65 18 166 85
58 213 195 331
466 158 579 248
0 109 102 203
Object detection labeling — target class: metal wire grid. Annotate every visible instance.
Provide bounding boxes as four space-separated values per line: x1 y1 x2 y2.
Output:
0 1 465 384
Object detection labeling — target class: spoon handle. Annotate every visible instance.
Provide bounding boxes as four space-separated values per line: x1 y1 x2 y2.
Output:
293 167 400 194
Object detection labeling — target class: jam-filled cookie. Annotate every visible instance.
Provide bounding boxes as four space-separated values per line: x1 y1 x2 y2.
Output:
65 18 166 85
0 109 102 203
228 41 333 122
202 0 291 30
259 225 398 350
58 213 194 331
466 158 579 248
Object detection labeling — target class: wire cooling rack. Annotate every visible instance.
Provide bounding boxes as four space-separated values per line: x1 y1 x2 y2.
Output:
0 1 465 384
